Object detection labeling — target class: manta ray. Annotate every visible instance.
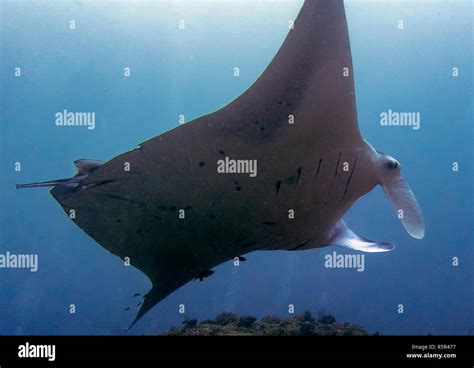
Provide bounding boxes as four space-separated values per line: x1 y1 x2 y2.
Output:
17 0 424 327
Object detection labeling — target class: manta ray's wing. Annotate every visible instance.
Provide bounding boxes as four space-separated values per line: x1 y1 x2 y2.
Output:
208 0 363 150
51 0 362 327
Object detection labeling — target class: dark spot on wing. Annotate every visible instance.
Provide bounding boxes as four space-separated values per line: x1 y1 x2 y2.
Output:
218 150 225 156
260 127 265 132
340 156 359 204
234 181 242 191
136 229 142 234
295 167 302 188
278 101 283 105
325 152 342 204
335 152 342 175
116 219 122 223
315 159 323 178
275 180 282 195
198 161 205 167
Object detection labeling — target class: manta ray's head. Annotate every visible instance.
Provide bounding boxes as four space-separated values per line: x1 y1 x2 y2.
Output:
374 150 425 240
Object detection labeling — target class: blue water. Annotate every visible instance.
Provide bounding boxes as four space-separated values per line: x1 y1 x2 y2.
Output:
0 0 472 335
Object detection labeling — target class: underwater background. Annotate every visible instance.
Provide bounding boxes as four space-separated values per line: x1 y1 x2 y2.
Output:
0 0 472 335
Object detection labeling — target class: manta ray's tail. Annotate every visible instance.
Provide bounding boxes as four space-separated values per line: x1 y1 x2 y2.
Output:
16 159 104 190
16 178 74 189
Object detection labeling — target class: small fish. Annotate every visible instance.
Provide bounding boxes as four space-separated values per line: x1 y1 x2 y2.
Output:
195 270 214 282
133 293 141 298
124 307 130 311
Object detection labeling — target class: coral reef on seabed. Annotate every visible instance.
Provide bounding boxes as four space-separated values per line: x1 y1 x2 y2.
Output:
162 311 371 336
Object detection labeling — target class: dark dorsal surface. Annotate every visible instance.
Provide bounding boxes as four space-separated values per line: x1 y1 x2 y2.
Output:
51 0 365 326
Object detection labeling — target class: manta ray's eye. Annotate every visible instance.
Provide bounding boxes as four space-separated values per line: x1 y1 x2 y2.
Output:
385 160 399 170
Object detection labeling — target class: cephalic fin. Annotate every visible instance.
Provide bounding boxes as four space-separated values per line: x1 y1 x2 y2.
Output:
381 176 425 239
328 219 395 253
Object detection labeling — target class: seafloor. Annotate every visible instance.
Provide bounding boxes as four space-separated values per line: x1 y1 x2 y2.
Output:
162 312 371 336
